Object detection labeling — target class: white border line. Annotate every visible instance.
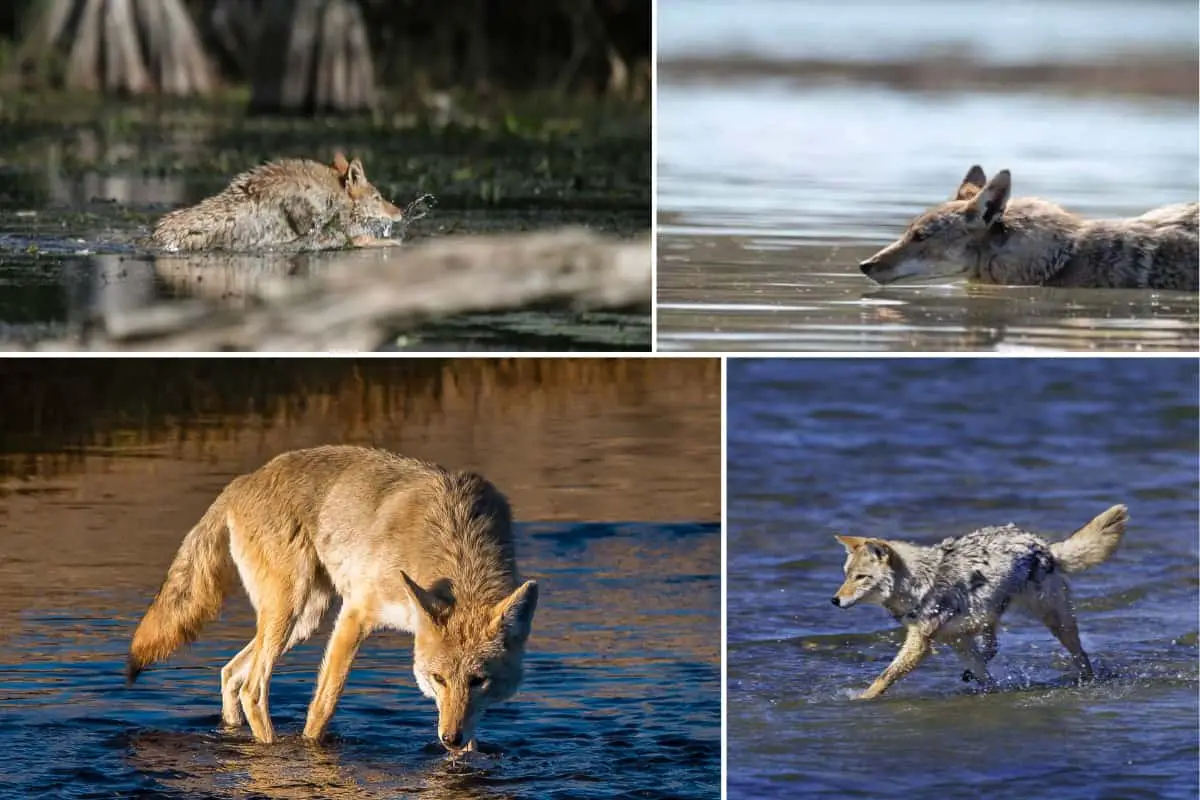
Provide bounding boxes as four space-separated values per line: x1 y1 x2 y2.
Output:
650 0 660 354
720 354 728 800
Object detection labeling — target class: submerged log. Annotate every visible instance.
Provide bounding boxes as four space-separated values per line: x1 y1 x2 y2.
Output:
13 229 650 352
249 0 376 114
12 0 215 96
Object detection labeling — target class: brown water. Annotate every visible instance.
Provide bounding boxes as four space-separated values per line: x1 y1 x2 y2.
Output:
0 358 720 799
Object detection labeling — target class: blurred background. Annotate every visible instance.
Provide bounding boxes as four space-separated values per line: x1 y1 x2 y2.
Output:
656 0 1200 353
0 357 719 799
0 0 651 351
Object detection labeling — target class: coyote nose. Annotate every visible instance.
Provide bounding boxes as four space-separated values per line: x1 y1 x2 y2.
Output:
831 596 841 607
441 731 463 748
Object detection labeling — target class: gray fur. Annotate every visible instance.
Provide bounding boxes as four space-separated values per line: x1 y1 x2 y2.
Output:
860 165 1199 290
832 505 1128 699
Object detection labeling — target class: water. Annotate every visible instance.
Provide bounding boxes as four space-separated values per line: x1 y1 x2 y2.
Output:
659 0 1198 65
0 359 720 799
726 358 1199 798
656 0 1200 352
0 99 651 351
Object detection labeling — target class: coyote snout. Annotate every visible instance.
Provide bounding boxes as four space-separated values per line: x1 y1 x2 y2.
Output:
860 165 1198 290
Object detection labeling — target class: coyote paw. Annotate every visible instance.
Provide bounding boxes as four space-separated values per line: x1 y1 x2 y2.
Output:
961 670 975 683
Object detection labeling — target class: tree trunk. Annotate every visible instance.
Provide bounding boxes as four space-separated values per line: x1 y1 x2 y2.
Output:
249 0 376 115
12 0 215 96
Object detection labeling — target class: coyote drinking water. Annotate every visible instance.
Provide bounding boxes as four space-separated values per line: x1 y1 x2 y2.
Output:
126 446 539 750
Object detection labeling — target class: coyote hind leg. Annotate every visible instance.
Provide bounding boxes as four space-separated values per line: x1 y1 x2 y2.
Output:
1032 581 1094 681
221 642 256 726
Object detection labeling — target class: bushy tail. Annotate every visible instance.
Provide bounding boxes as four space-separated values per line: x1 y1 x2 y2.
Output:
126 494 236 684
1050 505 1129 573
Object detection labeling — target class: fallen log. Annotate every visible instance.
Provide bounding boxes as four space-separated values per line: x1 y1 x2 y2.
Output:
16 228 650 351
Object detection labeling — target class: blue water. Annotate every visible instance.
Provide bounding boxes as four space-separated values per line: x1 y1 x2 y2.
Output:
727 358 1199 799
0 360 721 798
0 521 720 799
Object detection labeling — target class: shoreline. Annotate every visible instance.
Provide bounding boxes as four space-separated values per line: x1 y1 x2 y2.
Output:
660 52 1199 101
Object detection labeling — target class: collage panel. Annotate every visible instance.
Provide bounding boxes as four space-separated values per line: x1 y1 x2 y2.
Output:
0 3 650 353
656 0 1198 352
726 357 1198 798
0 357 721 798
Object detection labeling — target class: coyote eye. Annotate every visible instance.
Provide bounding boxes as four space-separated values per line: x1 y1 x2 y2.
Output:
431 674 445 686
855 574 869 580
468 675 486 688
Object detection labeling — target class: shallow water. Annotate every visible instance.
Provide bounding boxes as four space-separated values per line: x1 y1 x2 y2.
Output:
726 358 1199 798
0 359 720 799
656 0 1200 352
0 99 650 351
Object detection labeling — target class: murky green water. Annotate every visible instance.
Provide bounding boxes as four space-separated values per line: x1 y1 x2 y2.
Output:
0 96 650 350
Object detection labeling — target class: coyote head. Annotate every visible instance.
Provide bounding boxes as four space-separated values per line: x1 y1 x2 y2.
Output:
401 572 539 752
831 535 895 609
860 165 1012 284
332 152 405 239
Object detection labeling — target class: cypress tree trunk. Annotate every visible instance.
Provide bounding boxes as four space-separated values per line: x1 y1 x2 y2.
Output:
12 0 215 96
249 0 376 115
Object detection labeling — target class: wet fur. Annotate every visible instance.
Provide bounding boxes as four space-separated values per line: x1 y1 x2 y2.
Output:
151 153 405 252
127 445 538 749
860 166 1198 290
832 504 1128 699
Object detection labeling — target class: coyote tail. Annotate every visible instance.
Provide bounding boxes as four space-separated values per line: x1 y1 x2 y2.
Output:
1050 504 1129 573
126 492 236 684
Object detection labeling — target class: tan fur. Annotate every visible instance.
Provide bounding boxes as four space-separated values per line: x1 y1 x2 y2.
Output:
1050 504 1129 573
126 446 538 749
151 153 405 252
861 165 1199 289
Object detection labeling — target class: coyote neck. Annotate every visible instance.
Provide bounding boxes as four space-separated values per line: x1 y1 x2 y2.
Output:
415 512 517 610
880 541 943 621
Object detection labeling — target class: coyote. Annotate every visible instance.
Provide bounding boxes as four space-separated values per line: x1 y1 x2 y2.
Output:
152 153 406 252
831 504 1128 699
859 166 1198 290
126 445 539 750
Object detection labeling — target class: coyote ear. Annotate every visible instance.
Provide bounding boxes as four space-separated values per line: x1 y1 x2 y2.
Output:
400 571 451 626
864 539 891 561
346 158 367 188
332 152 351 179
835 535 868 553
954 165 987 200
491 580 539 645
970 169 1011 224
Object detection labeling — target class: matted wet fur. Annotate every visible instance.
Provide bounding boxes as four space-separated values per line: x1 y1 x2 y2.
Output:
860 166 1198 290
126 445 538 750
831 504 1128 699
151 153 406 252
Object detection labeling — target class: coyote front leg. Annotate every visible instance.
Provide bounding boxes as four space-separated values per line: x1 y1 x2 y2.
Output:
949 631 998 691
303 605 369 740
856 626 933 700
